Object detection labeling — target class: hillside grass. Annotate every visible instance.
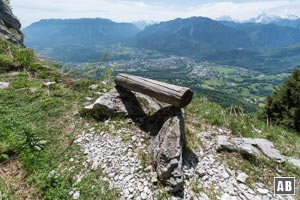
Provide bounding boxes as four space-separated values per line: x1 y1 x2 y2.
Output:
186 98 300 158
1 36 300 198
0 38 119 199
186 98 300 193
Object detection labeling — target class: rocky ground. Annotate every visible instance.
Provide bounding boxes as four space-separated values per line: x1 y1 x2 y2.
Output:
72 119 296 200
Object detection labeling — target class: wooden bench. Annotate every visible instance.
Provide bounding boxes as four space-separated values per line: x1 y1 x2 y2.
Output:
115 73 193 108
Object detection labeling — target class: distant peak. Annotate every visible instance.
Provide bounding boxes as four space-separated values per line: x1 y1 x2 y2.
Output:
131 20 157 30
245 13 299 24
216 15 235 22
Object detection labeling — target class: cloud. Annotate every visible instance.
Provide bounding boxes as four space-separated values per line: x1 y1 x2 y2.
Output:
10 0 300 28
12 0 181 27
187 1 300 21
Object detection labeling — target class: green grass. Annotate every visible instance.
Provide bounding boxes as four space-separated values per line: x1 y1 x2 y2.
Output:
186 98 300 159
221 152 300 193
0 38 120 198
0 70 120 199
187 97 300 197
1 35 299 199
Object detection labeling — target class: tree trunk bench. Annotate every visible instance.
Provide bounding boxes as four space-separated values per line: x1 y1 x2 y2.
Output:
115 73 193 108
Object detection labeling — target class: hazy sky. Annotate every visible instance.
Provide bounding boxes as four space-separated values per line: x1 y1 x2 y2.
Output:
11 0 300 28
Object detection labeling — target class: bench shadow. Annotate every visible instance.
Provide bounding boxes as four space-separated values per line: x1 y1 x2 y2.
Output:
116 86 181 135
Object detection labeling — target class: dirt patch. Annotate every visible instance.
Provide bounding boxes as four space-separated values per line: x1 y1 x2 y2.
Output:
0 157 40 200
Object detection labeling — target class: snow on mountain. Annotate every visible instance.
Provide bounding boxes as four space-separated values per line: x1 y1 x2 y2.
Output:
246 13 299 24
216 15 235 22
132 20 157 30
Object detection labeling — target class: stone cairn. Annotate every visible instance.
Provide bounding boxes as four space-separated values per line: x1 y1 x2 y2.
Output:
84 73 194 193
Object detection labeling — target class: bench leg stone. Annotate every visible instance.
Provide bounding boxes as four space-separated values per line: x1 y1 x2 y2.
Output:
150 107 185 193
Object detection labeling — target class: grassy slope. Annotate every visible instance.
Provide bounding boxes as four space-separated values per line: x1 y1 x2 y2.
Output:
0 36 119 199
186 98 300 158
1 36 300 199
186 98 300 192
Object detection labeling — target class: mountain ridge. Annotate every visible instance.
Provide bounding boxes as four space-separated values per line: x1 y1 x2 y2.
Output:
133 17 255 56
23 16 300 71
24 18 140 47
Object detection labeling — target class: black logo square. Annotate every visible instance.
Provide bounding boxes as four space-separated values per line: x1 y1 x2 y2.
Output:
274 177 295 195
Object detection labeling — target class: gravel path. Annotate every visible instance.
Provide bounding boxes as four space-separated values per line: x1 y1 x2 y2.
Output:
74 122 295 200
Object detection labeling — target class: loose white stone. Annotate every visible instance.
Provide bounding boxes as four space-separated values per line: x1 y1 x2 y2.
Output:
257 188 269 195
123 189 129 197
221 193 233 200
89 84 99 90
141 192 147 200
196 168 207 177
0 82 9 89
128 187 134 193
237 172 248 183
43 82 56 87
72 191 80 200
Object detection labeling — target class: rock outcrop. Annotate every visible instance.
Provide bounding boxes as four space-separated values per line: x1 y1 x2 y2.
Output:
84 86 161 119
216 135 300 167
0 0 23 45
150 107 184 193
84 86 186 193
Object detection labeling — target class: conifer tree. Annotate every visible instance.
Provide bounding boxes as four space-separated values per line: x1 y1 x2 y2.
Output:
264 67 300 133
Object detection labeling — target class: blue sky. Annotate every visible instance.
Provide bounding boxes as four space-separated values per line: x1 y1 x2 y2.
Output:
10 0 300 28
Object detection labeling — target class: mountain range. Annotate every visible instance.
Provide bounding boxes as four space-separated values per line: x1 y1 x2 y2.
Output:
24 18 140 47
23 15 300 72
245 13 300 29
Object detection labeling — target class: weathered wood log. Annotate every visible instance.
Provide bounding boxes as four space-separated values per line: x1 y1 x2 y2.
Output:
115 73 193 108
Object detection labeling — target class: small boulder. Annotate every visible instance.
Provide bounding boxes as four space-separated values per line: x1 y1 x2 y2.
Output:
237 172 248 183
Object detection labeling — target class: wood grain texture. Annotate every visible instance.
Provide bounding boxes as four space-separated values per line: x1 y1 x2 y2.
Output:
115 73 193 108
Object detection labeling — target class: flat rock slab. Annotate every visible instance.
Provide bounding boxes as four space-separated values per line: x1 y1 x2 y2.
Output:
84 86 161 118
0 81 9 89
217 135 300 168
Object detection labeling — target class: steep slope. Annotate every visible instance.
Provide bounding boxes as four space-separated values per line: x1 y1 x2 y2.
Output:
134 17 254 57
